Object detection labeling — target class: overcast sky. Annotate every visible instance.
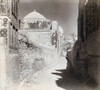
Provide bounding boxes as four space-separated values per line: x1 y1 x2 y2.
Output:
19 0 79 36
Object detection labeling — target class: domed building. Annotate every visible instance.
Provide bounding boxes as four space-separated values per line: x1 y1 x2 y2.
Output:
22 10 51 30
19 10 63 53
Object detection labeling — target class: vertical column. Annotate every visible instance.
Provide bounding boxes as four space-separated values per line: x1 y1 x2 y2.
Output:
0 37 7 90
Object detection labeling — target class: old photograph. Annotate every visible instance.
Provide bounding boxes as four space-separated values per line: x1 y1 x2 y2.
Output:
0 0 100 90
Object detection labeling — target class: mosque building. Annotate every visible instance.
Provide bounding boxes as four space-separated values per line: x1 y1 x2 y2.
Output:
19 10 63 54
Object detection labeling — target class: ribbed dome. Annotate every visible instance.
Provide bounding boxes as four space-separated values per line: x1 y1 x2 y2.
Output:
24 10 46 20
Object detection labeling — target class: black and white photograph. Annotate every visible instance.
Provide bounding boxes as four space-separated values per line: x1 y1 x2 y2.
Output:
0 0 100 90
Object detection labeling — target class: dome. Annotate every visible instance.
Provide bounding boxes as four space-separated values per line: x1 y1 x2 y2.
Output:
24 10 46 20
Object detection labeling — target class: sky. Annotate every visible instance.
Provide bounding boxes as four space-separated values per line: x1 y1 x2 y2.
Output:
19 0 79 36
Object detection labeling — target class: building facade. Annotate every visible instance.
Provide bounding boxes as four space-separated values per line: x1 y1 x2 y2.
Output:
0 0 20 89
0 0 19 54
68 0 100 85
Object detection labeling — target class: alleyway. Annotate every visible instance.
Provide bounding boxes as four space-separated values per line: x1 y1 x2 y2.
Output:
37 57 67 90
7 56 67 90
26 57 67 90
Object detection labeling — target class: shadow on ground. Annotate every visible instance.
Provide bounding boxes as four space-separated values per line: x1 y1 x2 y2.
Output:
52 66 98 90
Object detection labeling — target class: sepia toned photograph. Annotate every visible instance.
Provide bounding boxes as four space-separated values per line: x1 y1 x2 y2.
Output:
0 0 100 90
